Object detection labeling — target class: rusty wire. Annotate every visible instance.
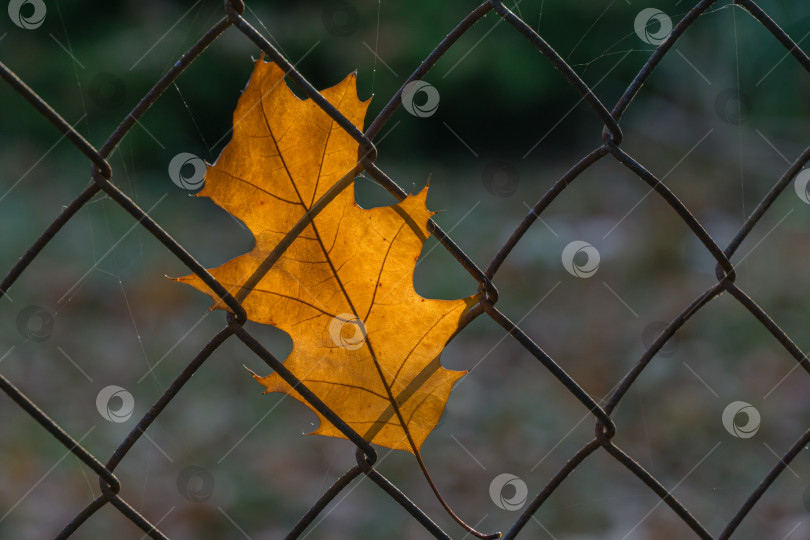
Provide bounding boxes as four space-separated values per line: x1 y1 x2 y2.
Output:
1 0 809 538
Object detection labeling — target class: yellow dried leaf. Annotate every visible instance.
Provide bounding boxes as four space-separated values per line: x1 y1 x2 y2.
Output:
176 57 476 452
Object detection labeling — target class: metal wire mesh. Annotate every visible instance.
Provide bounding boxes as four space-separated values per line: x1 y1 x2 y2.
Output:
1 0 810 538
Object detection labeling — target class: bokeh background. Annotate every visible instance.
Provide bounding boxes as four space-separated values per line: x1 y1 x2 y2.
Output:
2 0 810 538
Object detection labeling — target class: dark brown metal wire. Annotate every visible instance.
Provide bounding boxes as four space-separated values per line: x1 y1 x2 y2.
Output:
1 0 809 537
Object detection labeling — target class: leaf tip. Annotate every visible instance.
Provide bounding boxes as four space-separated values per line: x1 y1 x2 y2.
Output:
248 368 275 394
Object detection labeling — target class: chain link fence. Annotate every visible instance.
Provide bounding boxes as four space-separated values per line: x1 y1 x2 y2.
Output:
2 0 810 538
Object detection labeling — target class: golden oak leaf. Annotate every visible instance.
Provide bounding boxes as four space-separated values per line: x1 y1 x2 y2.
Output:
176 57 476 453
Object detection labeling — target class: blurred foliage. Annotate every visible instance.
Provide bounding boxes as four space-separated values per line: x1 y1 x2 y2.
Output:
2 0 810 164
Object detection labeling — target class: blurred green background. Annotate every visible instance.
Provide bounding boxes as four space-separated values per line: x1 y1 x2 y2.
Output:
2 0 810 538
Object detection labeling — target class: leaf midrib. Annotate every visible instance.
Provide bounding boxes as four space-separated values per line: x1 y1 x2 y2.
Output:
256 68 417 447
